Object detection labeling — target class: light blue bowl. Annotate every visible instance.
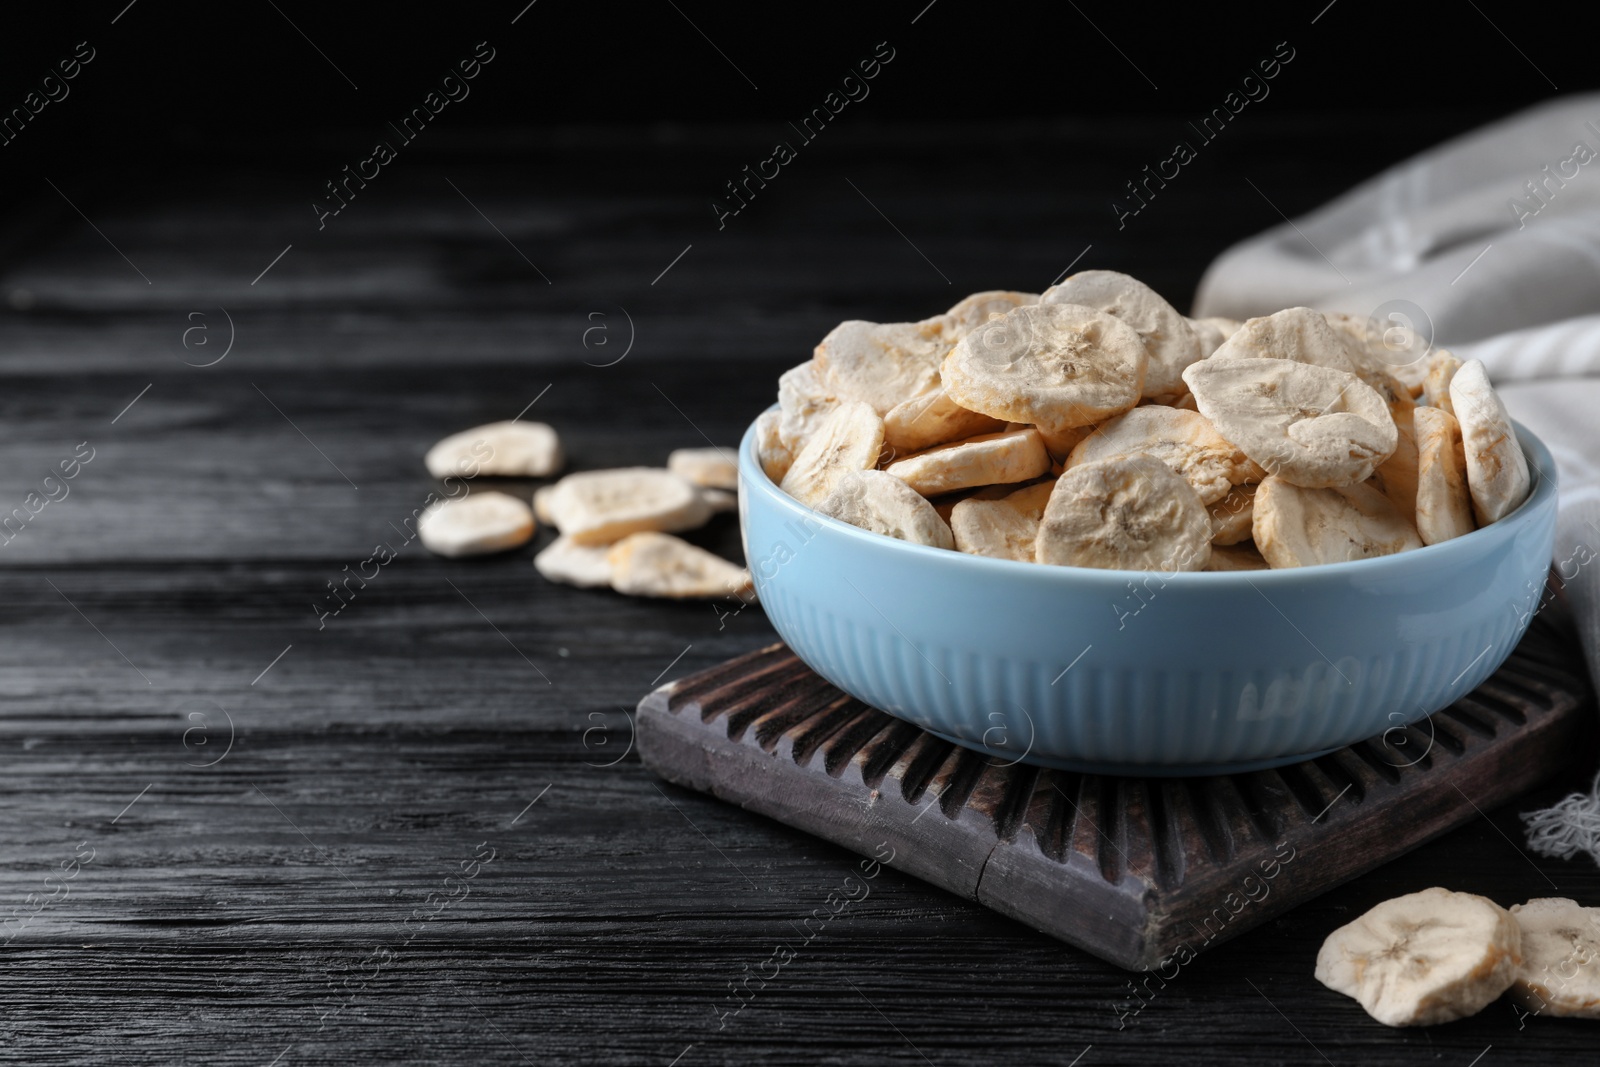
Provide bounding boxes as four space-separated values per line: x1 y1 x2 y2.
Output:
739 411 1558 775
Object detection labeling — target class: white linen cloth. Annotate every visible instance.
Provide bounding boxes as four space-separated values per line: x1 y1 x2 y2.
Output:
1193 94 1600 864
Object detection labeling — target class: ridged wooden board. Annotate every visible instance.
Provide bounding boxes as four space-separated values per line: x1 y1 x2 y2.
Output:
637 612 1592 971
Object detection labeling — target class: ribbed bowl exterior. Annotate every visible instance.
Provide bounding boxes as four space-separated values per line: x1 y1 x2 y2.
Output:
740 412 1559 775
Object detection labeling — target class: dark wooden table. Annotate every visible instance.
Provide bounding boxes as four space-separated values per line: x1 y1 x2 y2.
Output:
2 117 1597 1065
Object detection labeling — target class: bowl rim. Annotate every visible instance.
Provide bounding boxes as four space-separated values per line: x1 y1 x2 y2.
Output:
740 406 1558 586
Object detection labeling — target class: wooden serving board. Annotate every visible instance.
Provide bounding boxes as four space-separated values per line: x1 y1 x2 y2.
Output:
637 611 1593 971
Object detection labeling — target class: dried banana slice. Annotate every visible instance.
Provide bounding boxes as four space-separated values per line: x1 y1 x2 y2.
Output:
699 487 737 514
1315 887 1522 1027
1212 307 1357 373
816 469 955 549
417 492 535 558
814 320 948 415
884 427 1050 497
1205 543 1269 570
1424 350 1462 416
533 484 557 527
882 386 1005 453
534 535 613 588
1509 897 1600 1018
1208 483 1257 545
1183 357 1397 488
779 401 886 508
606 532 754 600
1323 311 1431 394
755 409 795 483
1370 383 1420 523
1043 270 1201 400
1036 455 1212 572
1412 406 1475 545
1190 316 1242 357
424 421 563 479
942 302 1146 434
777 360 841 452
1253 477 1423 568
546 467 712 546
668 447 738 490
1450 359 1531 525
930 290 1040 343
1066 406 1262 506
949 481 1053 561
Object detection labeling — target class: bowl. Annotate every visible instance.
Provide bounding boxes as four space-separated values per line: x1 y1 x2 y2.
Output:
738 410 1558 775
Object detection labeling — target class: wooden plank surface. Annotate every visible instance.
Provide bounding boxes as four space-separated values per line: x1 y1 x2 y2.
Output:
2 119 1598 1065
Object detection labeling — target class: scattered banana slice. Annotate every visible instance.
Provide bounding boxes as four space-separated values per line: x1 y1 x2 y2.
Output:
779 401 886 508
1413 406 1476 545
1205 543 1269 570
417 492 536 558
1450 359 1532 525
931 290 1040 343
668 447 738 490
942 302 1147 434
606 532 754 600
1211 307 1357 373
755 409 795 483
1066 406 1262 506
814 320 948 415
1509 897 1600 1018
1253 477 1423 568
884 427 1050 497
949 481 1053 561
883 385 1006 453
1042 270 1201 400
1036 455 1212 571
533 484 557 527
534 535 613 588
700 488 737 513
816 469 954 549
424 421 563 479
545 467 712 546
1183 357 1398 488
1315 887 1522 1027
778 360 842 453
1208 483 1257 545
1424 350 1463 416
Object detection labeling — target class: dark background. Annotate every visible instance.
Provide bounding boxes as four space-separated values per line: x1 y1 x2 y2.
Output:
2 3 1597 1065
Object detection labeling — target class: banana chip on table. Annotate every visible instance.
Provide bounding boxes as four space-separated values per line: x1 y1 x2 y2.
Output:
1315 887 1522 1027
1183 357 1397 488
1412 406 1476 545
884 427 1050 497
534 535 613 589
815 469 954 549
1042 270 1202 400
1450 359 1531 525
424 420 564 479
1509 897 1600 1019
942 302 1148 435
1036 455 1211 572
779 401 886 508
606 532 753 600
1253 477 1422 568
418 492 536 558
949 481 1053 562
667 447 738 490
545 467 712 546
1066 405 1262 506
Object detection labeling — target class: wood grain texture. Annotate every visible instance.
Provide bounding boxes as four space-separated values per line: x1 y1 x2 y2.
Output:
1 119 1598 1065
638 625 1590 969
